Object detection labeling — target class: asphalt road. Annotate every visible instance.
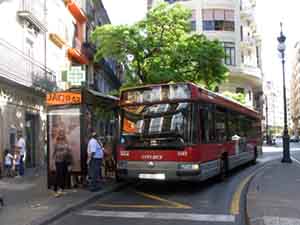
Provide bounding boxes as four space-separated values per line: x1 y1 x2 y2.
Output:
50 143 300 225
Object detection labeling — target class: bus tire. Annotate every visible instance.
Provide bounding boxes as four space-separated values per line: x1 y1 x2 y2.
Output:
218 156 228 181
252 148 258 165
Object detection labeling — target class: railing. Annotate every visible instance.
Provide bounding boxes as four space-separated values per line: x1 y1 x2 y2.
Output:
240 37 256 49
19 0 46 28
240 0 255 20
0 38 56 92
240 64 262 80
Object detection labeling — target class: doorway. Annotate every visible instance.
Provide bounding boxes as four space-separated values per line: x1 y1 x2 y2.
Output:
25 113 39 168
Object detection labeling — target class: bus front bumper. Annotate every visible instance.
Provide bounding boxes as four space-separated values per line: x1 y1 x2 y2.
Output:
116 161 203 181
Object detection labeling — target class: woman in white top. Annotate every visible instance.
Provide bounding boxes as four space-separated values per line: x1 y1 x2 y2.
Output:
4 149 13 177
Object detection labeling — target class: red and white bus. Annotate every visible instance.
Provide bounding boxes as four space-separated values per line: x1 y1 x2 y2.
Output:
116 82 261 181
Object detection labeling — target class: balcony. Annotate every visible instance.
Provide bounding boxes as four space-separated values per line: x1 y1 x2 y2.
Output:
82 41 97 60
0 38 56 92
229 64 262 89
240 37 256 49
17 0 47 32
240 4 255 21
96 59 121 88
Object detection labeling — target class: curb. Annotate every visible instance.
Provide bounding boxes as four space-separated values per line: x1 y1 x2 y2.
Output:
26 182 129 225
244 159 279 225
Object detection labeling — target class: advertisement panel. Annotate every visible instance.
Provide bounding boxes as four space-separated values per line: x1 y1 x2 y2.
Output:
48 108 81 172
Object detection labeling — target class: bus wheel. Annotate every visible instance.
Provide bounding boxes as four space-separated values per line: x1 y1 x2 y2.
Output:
252 148 258 165
218 157 228 181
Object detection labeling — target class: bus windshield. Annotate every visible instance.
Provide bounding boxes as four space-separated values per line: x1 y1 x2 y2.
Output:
121 102 191 150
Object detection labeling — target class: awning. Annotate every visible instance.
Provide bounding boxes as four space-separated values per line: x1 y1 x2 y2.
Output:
49 33 66 48
67 48 89 65
65 0 87 23
87 88 119 101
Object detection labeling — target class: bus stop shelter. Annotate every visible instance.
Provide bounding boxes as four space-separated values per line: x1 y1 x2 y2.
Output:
46 87 119 188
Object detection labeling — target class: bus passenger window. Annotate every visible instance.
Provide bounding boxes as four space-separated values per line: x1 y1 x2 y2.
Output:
200 109 215 143
215 109 226 142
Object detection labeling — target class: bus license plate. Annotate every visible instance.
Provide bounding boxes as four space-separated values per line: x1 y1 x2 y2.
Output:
138 173 166 180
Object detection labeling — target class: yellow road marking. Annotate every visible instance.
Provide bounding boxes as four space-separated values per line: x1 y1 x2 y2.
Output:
230 175 253 215
135 191 192 209
96 204 184 209
230 164 270 215
96 191 191 209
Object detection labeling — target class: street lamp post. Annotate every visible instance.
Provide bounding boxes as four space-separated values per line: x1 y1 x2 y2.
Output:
265 95 271 145
277 23 292 163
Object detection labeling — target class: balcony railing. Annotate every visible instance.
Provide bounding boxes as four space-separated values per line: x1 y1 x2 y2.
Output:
82 41 96 60
240 3 255 21
17 0 47 32
240 64 262 80
0 38 56 92
240 37 256 49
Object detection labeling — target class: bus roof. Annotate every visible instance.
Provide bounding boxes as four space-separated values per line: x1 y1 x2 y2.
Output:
120 82 261 119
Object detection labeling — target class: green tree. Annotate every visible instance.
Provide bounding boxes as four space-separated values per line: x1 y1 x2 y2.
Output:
91 3 228 89
222 91 246 105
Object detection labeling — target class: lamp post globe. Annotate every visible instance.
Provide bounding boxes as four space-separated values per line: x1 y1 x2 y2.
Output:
277 23 292 163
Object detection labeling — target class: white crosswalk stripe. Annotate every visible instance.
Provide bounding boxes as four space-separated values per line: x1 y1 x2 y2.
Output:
263 216 300 225
77 210 236 223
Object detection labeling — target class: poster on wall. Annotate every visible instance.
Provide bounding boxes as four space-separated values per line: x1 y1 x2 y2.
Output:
48 108 81 172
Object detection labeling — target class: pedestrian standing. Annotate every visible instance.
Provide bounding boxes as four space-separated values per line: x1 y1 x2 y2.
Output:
16 130 26 176
52 129 72 197
14 149 21 177
4 149 13 177
87 131 104 192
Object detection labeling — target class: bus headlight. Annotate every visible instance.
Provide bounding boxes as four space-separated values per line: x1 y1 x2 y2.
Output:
117 161 128 169
178 164 200 170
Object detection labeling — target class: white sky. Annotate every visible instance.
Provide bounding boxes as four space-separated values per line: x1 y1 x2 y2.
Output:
102 0 300 88
256 0 300 87
102 0 147 25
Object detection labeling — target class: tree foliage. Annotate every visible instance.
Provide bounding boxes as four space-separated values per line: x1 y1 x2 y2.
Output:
222 91 246 105
91 3 228 89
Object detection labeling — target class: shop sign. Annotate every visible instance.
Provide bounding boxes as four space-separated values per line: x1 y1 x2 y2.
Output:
46 92 81 106
68 66 85 86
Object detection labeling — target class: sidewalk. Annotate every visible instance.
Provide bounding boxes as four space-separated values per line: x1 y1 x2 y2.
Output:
246 159 300 225
0 169 125 225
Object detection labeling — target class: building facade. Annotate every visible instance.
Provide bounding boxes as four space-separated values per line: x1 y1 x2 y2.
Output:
290 41 300 136
0 0 122 170
264 80 291 136
148 0 263 111
0 0 56 168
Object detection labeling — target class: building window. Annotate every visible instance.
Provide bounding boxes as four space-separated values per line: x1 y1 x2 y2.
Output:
224 42 236 66
256 46 261 68
190 9 196 31
25 39 34 76
241 52 244 63
248 90 252 101
203 21 214 30
202 9 235 32
240 25 243 41
191 21 196 31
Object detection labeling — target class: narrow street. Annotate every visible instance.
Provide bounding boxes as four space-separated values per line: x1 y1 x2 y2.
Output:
49 144 300 225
